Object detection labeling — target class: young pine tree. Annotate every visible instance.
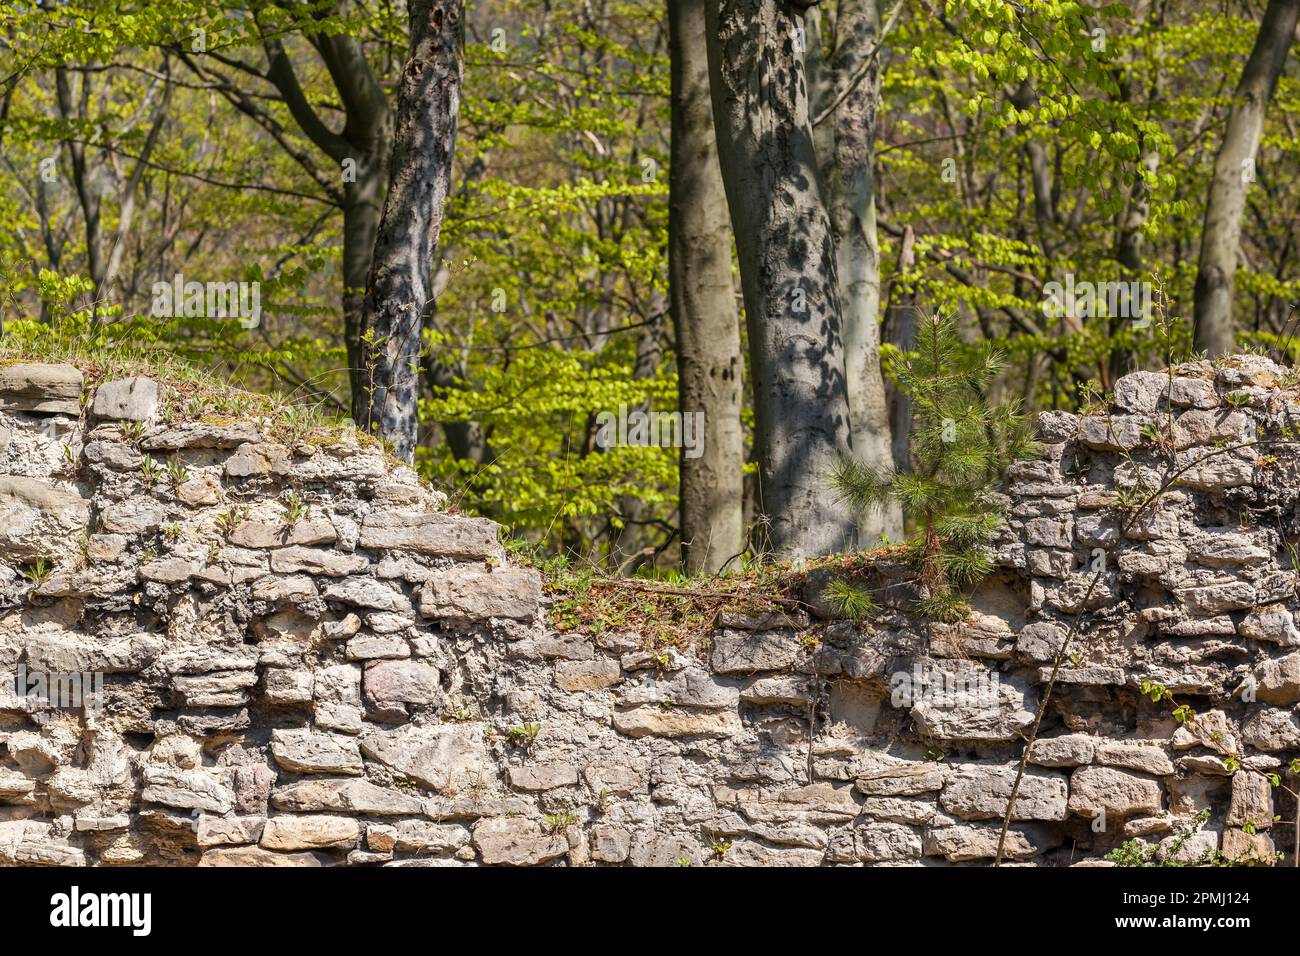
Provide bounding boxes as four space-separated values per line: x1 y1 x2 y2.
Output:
830 312 1037 621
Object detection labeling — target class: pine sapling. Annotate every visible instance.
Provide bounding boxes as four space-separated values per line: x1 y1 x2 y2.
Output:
829 311 1037 621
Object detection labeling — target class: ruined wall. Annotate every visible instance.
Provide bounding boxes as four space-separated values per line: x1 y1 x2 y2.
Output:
0 355 1297 866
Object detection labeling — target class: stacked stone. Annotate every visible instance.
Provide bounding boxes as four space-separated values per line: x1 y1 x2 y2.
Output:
0 364 542 865
0 356 1297 867
993 353 1300 865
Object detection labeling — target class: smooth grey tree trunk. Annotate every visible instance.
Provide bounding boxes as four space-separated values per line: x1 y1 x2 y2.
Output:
359 0 463 461
885 224 917 476
343 169 387 413
807 0 902 548
704 0 857 561
254 31 393 412
669 0 745 574
1193 0 1298 357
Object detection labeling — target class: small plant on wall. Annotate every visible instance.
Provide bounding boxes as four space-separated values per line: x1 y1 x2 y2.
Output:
828 311 1037 621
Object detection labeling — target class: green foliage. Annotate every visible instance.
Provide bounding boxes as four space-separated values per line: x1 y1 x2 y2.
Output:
1104 811 1249 867
822 579 878 621
3 0 1299 574
833 312 1035 619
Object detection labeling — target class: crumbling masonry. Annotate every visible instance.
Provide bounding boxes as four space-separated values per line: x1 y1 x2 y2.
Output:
0 355 1297 865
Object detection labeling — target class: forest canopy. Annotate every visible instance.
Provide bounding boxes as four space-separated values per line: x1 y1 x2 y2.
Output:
1 0 1297 576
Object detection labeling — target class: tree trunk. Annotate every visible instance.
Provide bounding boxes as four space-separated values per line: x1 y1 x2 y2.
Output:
704 0 857 561
358 0 463 461
669 0 745 575
54 69 105 299
809 0 902 547
885 224 917 477
344 167 387 416
1193 0 1298 357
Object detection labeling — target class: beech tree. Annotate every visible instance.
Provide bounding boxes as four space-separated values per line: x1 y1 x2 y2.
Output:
807 0 903 546
704 0 857 561
668 0 744 574
1193 0 1299 357
171 2 395 416
358 0 463 460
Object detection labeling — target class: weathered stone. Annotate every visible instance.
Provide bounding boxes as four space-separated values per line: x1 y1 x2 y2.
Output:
141 767 235 814
612 706 742 739
1167 376 1218 408
141 557 197 584
1222 828 1276 865
1226 771 1273 829
1252 651 1300 705
617 667 739 710
358 510 504 560
358 722 497 792
1111 370 1169 413
269 546 368 577
725 784 859 825
590 824 632 863
741 676 812 706
225 442 291 477
910 667 1037 742
1015 621 1068 664
363 659 439 712
26 630 164 674
418 566 542 621
710 629 803 673
859 796 937 826
720 839 822 866
854 762 945 797
1027 734 1096 767
939 764 1068 821
262 667 314 706
322 576 409 612
1240 605 1300 646
856 822 925 862
386 820 472 853
196 815 265 847
0 363 82 413
1177 580 1257 615
1156 828 1219 865
143 421 263 450
1173 409 1252 449
924 824 1052 862
346 633 410 660
92 377 159 421
173 669 257 706
261 815 360 850
473 818 567 866
1068 766 1162 819
1241 708 1300 752
231 519 337 548
0 820 86 865
1094 742 1175 776
1171 709 1239 753
1077 415 1147 451
270 779 423 816
270 729 363 776
507 764 579 791
0 476 90 558
198 846 328 867
554 658 621 691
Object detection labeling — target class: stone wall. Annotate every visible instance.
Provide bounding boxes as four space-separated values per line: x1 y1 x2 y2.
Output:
0 355 1297 866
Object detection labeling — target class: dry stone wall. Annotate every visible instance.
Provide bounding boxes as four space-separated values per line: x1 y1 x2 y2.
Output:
0 355 1297 866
